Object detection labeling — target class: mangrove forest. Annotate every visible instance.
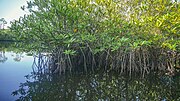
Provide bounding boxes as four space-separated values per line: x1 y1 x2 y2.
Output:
9 0 180 75
0 0 180 100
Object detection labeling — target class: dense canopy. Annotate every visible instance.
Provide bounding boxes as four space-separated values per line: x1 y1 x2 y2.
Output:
9 0 180 74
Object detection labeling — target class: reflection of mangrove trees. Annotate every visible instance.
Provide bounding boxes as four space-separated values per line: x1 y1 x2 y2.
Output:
12 53 24 62
12 67 180 101
10 0 180 75
0 51 7 63
0 51 25 63
0 42 27 62
0 42 10 63
12 55 180 100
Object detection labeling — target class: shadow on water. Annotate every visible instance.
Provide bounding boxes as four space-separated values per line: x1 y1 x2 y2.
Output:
11 53 180 101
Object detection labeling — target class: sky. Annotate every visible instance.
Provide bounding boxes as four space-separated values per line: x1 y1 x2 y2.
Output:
0 0 29 28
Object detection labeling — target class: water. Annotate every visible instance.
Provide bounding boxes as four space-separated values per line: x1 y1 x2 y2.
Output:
0 50 180 101
0 51 33 101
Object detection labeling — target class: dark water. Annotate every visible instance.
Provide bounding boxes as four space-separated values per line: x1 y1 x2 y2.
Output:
0 51 180 101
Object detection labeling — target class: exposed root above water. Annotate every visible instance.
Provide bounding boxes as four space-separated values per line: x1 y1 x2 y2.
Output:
32 47 180 76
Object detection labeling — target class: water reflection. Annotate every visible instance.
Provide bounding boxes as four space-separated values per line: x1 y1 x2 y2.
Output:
0 51 33 101
0 49 179 101
12 64 180 101
0 51 25 63
0 51 8 63
12 53 24 62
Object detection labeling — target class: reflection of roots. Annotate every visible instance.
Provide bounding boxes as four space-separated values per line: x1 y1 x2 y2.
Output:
32 48 180 76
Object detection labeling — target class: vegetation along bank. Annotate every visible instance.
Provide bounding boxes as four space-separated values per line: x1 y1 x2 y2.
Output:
9 0 180 75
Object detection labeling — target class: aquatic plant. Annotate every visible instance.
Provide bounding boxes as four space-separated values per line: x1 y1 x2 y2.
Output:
10 0 180 75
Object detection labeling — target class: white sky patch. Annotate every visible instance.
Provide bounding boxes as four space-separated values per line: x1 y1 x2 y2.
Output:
0 0 30 29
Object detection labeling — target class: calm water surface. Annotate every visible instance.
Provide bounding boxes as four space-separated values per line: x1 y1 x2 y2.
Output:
0 50 180 101
0 51 33 101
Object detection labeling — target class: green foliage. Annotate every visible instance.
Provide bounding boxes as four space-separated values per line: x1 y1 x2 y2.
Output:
63 49 76 55
10 0 179 52
0 29 14 40
9 0 180 73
